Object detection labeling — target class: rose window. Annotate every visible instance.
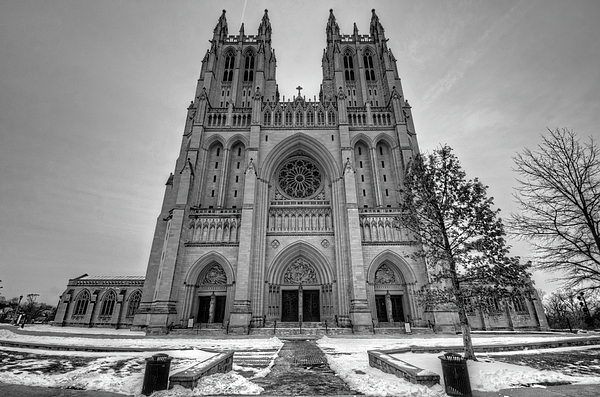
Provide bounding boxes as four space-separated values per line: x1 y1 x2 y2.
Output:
277 158 322 198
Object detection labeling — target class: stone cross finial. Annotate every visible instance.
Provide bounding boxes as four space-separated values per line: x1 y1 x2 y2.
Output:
296 86 303 96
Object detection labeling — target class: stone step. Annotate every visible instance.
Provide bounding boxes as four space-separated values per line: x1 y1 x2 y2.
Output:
233 349 280 368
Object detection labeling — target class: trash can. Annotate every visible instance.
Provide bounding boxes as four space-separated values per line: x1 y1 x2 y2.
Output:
439 352 472 397
141 353 172 396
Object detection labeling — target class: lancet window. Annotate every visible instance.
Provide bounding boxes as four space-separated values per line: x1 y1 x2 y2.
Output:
100 290 116 317
73 290 90 316
344 52 355 81
223 52 235 82
364 53 376 81
243 53 255 82
126 290 141 317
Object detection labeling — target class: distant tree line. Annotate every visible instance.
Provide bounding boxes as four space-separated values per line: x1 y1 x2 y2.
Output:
542 289 598 331
0 295 56 324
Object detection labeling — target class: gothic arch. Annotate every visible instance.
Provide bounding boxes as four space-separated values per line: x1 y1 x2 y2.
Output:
367 250 417 285
242 47 256 58
361 46 376 57
226 134 249 150
127 289 142 302
267 241 334 285
350 133 374 149
260 133 340 182
373 133 397 149
341 46 356 56
221 46 236 58
101 289 117 301
185 251 235 286
202 135 226 151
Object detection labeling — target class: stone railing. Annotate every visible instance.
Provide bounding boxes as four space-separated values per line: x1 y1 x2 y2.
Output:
358 211 413 243
188 209 242 244
268 207 333 233
347 106 395 127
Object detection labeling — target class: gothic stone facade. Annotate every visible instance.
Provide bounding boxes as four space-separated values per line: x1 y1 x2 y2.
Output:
54 9 548 333
54 275 143 328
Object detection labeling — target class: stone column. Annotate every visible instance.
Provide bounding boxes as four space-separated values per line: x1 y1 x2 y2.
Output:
209 293 216 323
229 158 257 332
84 291 99 328
385 291 394 324
298 285 303 323
111 292 124 329
342 157 373 329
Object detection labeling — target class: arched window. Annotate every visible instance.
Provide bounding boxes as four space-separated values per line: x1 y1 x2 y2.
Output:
274 110 282 126
296 111 303 125
223 52 235 82
243 53 255 82
100 290 116 317
317 110 325 125
126 291 142 317
306 110 314 125
364 53 375 81
344 52 355 81
73 290 90 316
512 296 529 314
327 110 336 125
285 110 293 126
263 111 272 125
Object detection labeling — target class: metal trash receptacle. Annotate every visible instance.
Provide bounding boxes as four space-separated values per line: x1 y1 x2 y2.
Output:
439 352 472 397
141 353 172 396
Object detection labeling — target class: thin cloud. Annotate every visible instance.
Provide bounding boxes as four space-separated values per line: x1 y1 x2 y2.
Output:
422 1 533 106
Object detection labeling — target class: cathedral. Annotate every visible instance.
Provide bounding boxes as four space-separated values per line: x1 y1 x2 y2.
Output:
53 9 548 334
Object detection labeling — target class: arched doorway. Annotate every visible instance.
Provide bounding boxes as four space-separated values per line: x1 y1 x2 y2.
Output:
266 244 335 323
367 254 417 325
196 262 228 324
280 258 321 322
372 264 405 323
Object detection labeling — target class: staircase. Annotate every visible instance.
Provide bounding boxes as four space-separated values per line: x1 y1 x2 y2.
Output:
169 321 432 336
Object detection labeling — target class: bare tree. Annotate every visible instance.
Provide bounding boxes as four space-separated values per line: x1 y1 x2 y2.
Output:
511 128 600 290
542 289 598 330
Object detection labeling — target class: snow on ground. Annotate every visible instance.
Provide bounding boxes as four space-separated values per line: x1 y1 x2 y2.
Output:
19 324 146 336
0 348 217 395
0 327 284 351
2 326 600 396
317 336 600 395
0 326 282 395
145 373 264 396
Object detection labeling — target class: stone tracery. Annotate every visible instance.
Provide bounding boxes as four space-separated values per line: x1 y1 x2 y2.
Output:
277 157 322 199
283 258 318 284
202 264 227 284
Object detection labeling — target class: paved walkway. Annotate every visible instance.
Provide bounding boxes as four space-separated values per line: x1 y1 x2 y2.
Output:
252 339 359 395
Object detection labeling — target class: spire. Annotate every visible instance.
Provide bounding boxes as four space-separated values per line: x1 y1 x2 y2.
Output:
326 9 340 41
370 8 385 41
213 9 228 42
353 22 359 39
258 9 272 40
239 23 245 39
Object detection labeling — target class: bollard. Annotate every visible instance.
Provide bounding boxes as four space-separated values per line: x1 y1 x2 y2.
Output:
439 352 472 397
141 353 172 396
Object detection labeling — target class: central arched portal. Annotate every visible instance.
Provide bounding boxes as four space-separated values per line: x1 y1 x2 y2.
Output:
266 247 335 323
280 258 321 322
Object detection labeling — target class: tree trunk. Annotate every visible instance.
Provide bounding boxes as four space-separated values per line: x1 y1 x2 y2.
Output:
458 306 476 360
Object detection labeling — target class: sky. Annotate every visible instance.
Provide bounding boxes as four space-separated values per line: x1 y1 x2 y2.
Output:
1 0 599 304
